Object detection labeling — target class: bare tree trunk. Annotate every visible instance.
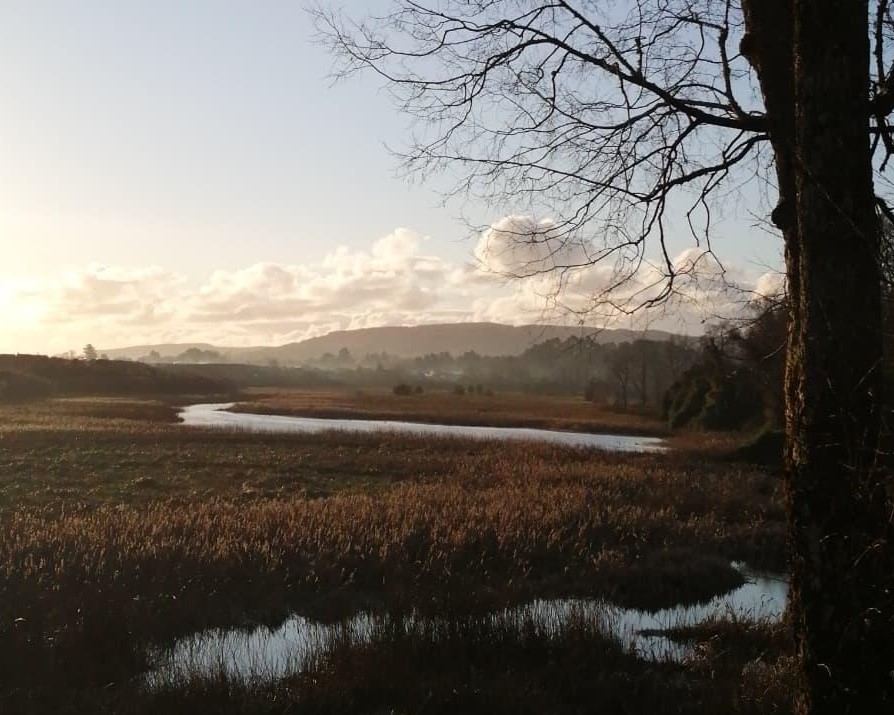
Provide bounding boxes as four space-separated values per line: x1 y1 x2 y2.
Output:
788 2 893 711
745 1 894 711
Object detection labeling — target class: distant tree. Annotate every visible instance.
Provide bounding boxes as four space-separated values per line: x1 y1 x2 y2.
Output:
629 340 657 408
82 344 98 361
608 345 632 410
728 297 788 427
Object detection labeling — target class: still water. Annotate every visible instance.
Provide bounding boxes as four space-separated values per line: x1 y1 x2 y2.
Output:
145 564 786 687
178 403 665 452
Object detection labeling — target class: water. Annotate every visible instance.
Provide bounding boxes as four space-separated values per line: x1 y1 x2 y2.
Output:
178 403 665 452
605 563 787 660
144 564 787 687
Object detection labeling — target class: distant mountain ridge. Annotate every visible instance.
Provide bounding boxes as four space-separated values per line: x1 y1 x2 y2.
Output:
101 322 689 365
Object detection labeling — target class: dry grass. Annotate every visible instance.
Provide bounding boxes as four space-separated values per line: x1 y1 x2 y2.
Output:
2 616 796 715
230 386 668 435
285 613 795 715
0 396 787 714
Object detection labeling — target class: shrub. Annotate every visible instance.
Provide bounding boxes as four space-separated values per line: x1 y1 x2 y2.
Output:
664 366 763 431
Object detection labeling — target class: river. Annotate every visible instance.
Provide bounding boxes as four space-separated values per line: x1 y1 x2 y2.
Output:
178 403 665 452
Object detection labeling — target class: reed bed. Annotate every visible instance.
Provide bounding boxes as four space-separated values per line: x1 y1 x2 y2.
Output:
0 397 787 713
6 613 795 715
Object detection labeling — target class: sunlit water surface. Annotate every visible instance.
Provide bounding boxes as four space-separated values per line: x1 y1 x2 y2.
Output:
144 564 786 687
178 403 665 452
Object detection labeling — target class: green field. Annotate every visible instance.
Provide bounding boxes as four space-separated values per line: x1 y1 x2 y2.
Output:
0 393 793 714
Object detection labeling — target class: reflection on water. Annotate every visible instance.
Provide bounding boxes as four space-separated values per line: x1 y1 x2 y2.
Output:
178 403 665 452
144 564 787 688
601 562 787 660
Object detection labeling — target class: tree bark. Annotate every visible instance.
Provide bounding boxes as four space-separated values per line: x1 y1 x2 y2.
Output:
745 0 894 711
788 2 893 711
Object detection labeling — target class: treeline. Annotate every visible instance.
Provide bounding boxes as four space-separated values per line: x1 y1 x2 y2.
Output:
304 337 700 401
140 347 224 364
0 355 231 402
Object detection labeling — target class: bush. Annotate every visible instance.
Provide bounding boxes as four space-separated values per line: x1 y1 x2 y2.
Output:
664 371 712 429
392 384 414 396
453 385 466 396
664 366 763 431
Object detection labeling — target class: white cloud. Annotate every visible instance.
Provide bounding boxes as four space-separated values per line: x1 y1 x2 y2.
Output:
754 271 786 299
474 215 592 276
0 221 783 354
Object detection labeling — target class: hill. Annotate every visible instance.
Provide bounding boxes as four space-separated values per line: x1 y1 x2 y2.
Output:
96 343 223 361
102 322 685 365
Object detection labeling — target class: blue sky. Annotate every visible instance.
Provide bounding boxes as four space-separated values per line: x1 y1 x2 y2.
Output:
0 2 782 353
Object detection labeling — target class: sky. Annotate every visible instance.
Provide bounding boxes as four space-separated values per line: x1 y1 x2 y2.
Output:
0 1 783 355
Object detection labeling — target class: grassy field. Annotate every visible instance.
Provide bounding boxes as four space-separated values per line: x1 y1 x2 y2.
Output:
229 386 669 435
0 395 791 713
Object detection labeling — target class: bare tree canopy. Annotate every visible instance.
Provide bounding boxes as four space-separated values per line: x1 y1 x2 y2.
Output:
317 1 894 316
318 3 894 713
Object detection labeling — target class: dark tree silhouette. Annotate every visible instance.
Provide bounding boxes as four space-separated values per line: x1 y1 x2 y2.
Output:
317 2 894 711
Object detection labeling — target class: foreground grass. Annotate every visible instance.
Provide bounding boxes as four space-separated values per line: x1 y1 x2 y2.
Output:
286 614 796 715
0 397 787 713
230 386 668 436
9 614 795 714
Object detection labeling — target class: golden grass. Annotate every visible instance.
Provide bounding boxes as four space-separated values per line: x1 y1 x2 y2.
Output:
0 396 787 714
0 397 784 614
4 614 796 714
284 613 796 715
0 406 785 659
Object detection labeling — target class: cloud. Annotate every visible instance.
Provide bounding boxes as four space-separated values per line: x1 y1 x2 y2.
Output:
754 271 786 299
469 239 776 334
32 264 183 322
474 215 592 276
188 229 453 325
1 221 783 354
